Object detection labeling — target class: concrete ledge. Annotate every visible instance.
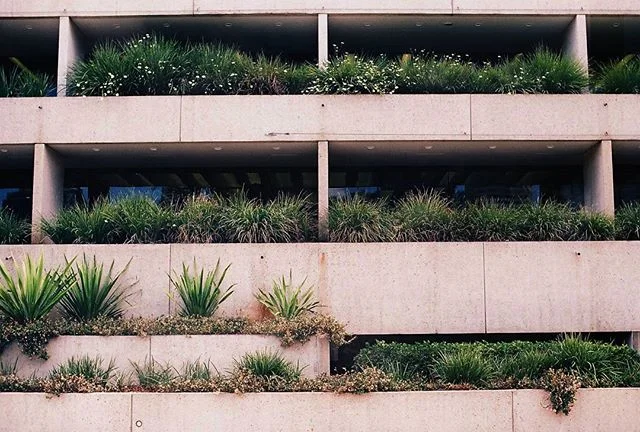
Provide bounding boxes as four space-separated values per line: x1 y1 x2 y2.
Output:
453 0 640 15
0 335 327 378
3 389 639 432
4 95 640 145
1 242 640 334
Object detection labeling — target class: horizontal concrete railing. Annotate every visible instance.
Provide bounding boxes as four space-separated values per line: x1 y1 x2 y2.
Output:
1 242 639 334
1 0 637 16
2 389 639 431
0 335 329 379
2 95 639 145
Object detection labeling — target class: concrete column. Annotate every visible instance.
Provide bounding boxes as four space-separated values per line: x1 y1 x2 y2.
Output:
583 140 614 216
318 140 329 241
630 333 640 352
562 15 589 75
318 14 329 69
57 17 84 96
31 144 64 243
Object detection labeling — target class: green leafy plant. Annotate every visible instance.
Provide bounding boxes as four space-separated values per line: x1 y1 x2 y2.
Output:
255 271 319 319
41 199 116 244
59 255 136 321
179 359 218 381
235 349 304 380
175 194 224 243
396 52 480 94
0 209 30 244
170 259 235 317
49 355 116 386
132 357 176 387
615 202 640 240
432 347 495 386
592 54 640 94
0 65 53 97
110 195 178 243
393 189 452 241
0 256 75 323
329 195 394 242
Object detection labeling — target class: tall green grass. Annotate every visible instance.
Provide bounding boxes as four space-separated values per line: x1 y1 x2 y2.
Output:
0 66 53 97
592 55 640 94
0 209 30 244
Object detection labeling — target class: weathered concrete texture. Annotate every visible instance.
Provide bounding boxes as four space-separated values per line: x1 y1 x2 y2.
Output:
453 0 640 14
149 334 328 377
180 95 471 142
0 393 132 432
317 140 329 241
583 140 614 216
323 242 486 334
131 391 513 431
31 145 64 243
5 0 193 16
194 0 451 14
513 389 640 431
484 242 640 333
0 244 171 317
57 17 83 96
562 15 588 74
1 336 150 378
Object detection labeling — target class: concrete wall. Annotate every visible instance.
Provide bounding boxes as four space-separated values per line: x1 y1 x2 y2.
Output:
0 335 327 378
2 389 640 432
4 95 640 145
1 242 639 334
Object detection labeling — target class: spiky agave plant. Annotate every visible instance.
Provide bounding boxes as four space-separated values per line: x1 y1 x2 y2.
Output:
0 255 75 323
255 271 319 319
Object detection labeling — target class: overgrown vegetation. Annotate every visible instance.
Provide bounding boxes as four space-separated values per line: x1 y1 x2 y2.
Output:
255 271 320 319
0 65 53 97
170 259 235 317
592 54 640 94
235 350 303 380
0 209 30 244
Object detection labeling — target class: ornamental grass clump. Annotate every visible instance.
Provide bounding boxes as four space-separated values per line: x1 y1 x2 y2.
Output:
395 53 480 94
0 209 30 244
0 66 53 97
170 259 235 317
329 195 394 242
175 194 225 243
132 358 176 387
433 347 495 387
615 202 640 240
109 195 178 243
235 349 303 380
592 55 640 94
49 355 116 386
255 271 319 319
59 255 136 321
393 190 453 241
0 256 75 323
305 53 397 94
41 199 116 244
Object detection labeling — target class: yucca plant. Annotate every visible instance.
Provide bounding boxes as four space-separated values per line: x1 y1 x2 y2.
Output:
49 355 116 386
58 255 136 321
170 259 235 317
0 255 75 323
255 271 319 319
235 349 303 379
0 209 30 244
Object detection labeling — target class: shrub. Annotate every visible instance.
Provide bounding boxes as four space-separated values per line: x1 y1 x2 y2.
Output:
592 55 640 94
615 202 640 240
0 209 30 244
255 271 319 319
329 195 394 242
170 259 235 317
0 256 75 323
59 255 136 321
181 42 249 95
235 349 303 380
393 190 452 241
41 199 116 244
49 355 116 386
396 53 480 94
0 65 53 97
305 53 397 94
543 369 581 415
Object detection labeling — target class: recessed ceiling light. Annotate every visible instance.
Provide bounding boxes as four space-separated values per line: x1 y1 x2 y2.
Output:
488 145 497 150
149 147 158 151
612 22 620 28
162 22 171 28
474 23 482 27
224 22 232 27
424 145 433 150
113 24 120 29
275 22 282 27
25 25 33 30
214 146 223 151
443 22 453 26
546 145 555 149
364 24 371 28
0 149 7 153
92 148 101 152
525 23 533 28
366 146 375 150
272 146 281 150
415 23 423 27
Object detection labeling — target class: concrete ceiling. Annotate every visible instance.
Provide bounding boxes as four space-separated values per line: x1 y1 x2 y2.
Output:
0 18 59 72
588 16 640 61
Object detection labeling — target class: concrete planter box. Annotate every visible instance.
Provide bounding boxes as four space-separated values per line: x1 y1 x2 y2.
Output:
1 388 639 431
1 242 639 334
0 335 328 379
3 94 638 145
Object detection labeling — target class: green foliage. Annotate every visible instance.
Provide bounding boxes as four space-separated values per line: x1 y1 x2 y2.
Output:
59 255 135 321
0 256 75 323
180 359 217 381
0 358 18 376
255 271 319 319
0 66 53 97
132 357 176 387
49 355 116 386
393 190 452 241
0 209 30 244
235 349 303 380
396 53 480 94
615 202 640 240
170 259 235 317
433 347 495 386
543 369 581 415
175 194 224 243
41 200 115 244
305 53 397 94
592 55 640 94
329 195 394 242
109 195 178 243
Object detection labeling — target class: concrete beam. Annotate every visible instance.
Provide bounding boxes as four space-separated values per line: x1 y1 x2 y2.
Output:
318 14 329 69
583 140 614 216
562 15 589 78
31 144 64 243
318 141 329 241
57 17 84 96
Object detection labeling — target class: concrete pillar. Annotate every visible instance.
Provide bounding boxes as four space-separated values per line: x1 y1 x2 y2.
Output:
57 17 84 96
583 140 614 216
630 333 640 352
31 144 64 243
318 140 329 241
562 15 589 75
318 14 329 69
